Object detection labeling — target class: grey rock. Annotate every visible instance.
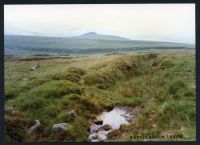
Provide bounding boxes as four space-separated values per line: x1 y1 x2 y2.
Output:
52 123 72 135
31 64 40 71
5 106 20 115
5 106 14 114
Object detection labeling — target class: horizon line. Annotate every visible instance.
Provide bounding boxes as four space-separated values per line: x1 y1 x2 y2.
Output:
4 33 195 45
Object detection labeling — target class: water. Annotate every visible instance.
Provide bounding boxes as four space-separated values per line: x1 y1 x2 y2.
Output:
88 106 140 142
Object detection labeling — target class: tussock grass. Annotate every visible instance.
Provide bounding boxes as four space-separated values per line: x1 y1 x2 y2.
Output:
83 55 145 89
5 52 195 142
49 67 85 83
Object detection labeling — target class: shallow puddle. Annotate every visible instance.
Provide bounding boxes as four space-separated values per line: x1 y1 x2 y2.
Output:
88 106 140 142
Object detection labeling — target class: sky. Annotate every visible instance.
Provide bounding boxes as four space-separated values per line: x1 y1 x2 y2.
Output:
4 4 195 44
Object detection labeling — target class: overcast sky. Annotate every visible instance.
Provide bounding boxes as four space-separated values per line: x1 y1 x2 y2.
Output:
4 4 195 44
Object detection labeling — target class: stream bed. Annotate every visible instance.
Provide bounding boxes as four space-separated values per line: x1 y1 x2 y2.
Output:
88 106 140 142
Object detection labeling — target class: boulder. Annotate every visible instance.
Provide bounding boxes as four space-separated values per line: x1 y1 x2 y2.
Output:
27 120 41 135
99 124 112 131
51 123 72 135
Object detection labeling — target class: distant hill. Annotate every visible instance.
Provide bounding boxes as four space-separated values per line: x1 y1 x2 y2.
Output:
72 32 130 41
5 32 195 56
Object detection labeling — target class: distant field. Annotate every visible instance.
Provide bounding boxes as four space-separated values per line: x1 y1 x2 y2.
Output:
5 35 194 56
4 51 195 142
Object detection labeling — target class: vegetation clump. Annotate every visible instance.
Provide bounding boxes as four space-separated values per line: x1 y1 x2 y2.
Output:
50 67 85 83
83 56 143 89
5 114 28 142
31 80 82 98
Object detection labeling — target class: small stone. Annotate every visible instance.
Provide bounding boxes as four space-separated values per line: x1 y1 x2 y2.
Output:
31 64 40 71
5 106 14 114
99 124 112 131
151 124 157 129
68 110 77 118
88 133 98 141
51 123 72 135
92 134 98 139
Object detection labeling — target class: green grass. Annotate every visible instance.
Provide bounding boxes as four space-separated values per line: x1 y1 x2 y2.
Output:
5 52 195 142
48 67 86 83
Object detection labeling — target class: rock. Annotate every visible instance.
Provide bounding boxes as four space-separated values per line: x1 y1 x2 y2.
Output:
51 123 72 135
5 106 19 114
68 110 77 118
94 120 103 125
99 124 112 131
88 133 98 141
91 133 98 140
5 106 14 114
150 124 157 129
27 120 41 135
92 134 98 140
31 64 40 71
90 124 99 133
97 131 107 141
